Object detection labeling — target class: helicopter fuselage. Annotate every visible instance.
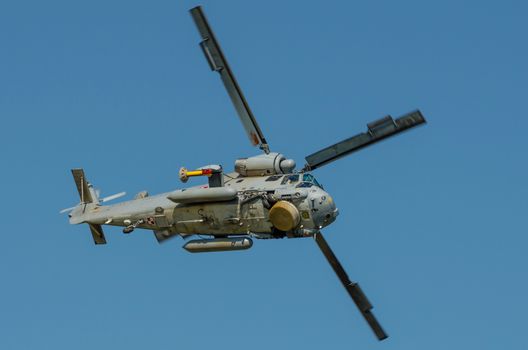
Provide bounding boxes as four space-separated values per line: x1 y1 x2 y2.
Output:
61 5 427 339
69 171 338 242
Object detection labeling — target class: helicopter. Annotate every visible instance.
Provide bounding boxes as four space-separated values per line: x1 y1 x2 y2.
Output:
62 6 426 341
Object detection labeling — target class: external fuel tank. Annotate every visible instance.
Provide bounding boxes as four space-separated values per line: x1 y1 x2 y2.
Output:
182 237 253 253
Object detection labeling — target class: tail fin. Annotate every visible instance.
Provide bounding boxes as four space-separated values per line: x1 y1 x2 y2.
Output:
71 168 99 204
70 168 107 245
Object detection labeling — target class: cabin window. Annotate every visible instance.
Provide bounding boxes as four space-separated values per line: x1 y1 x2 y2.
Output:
281 174 299 185
265 175 283 182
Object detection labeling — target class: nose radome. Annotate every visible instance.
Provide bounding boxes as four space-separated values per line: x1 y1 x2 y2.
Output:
309 188 338 228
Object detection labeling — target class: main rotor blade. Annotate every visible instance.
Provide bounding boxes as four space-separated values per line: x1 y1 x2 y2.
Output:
314 232 388 341
190 6 270 154
305 110 426 171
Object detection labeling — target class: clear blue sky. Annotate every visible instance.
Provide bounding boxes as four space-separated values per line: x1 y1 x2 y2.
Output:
1 0 526 349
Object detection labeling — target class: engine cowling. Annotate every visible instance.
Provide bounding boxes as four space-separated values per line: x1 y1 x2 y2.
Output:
235 152 296 176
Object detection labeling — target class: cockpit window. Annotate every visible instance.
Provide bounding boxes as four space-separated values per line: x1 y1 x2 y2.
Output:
301 173 323 188
296 182 313 188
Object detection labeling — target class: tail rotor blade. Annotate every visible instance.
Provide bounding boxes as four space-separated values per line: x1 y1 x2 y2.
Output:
314 232 388 341
100 192 126 203
59 205 77 214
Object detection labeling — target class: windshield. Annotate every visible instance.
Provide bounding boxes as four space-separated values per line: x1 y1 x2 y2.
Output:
297 173 323 189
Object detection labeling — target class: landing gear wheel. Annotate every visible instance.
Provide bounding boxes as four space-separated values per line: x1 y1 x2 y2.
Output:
123 226 134 234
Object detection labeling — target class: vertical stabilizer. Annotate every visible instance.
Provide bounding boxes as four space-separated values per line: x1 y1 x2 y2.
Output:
70 168 107 245
72 168 94 203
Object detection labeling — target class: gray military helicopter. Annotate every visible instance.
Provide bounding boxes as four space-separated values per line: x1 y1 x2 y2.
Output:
62 6 426 341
